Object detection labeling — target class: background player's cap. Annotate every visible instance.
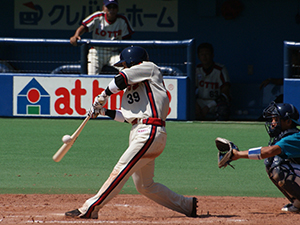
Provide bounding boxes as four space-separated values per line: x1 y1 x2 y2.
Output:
103 0 118 6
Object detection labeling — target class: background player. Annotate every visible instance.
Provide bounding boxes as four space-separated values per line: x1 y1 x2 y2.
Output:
70 0 134 75
195 42 231 120
230 102 300 212
65 46 198 219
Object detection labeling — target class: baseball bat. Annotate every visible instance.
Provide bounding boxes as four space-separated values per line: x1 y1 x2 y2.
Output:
52 115 90 162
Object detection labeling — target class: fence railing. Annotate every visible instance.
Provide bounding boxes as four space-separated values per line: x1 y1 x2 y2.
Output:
0 37 196 119
0 38 195 77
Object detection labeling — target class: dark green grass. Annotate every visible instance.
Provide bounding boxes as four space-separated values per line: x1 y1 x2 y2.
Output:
0 118 283 198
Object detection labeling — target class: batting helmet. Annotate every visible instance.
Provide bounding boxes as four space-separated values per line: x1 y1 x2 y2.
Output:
263 101 300 137
114 46 149 68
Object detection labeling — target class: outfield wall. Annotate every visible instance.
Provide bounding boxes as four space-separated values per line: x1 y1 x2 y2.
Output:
283 41 300 112
0 74 188 120
284 79 300 112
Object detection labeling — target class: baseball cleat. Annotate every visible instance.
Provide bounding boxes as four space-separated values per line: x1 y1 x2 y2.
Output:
65 209 81 218
65 209 99 219
281 203 300 213
188 197 198 217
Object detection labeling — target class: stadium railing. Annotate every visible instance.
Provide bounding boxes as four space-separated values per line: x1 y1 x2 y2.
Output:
0 38 195 76
0 38 196 120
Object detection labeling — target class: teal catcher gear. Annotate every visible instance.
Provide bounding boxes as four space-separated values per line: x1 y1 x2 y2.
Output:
263 102 300 138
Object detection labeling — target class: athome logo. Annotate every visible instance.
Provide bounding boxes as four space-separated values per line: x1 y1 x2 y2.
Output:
17 78 50 115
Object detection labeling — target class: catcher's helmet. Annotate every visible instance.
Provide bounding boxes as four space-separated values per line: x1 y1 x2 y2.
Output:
114 46 149 68
263 101 300 137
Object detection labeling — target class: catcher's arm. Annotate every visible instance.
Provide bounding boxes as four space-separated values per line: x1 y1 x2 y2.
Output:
215 138 279 168
231 145 281 160
215 137 239 169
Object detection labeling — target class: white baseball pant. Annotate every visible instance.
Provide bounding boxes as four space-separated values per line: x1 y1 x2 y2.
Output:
77 124 194 218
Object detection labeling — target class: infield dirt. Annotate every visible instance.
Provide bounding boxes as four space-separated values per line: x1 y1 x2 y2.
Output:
1 194 299 224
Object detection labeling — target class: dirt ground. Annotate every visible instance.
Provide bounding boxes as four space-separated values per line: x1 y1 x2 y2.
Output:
1 194 300 224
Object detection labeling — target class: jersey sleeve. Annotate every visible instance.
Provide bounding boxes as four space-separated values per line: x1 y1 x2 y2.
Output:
121 62 154 84
277 133 300 158
82 11 103 32
118 15 134 39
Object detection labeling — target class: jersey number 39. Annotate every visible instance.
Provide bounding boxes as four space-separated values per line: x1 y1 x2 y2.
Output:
127 92 140 104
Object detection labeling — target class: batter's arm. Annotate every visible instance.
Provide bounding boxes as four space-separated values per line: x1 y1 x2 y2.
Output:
102 109 126 123
96 77 126 122
95 75 128 123
101 73 127 98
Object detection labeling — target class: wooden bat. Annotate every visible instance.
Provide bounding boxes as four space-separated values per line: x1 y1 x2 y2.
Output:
53 115 90 162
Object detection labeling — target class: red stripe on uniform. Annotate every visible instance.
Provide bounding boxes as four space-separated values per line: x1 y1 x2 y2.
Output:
117 15 134 37
83 126 157 218
83 12 104 26
119 72 128 86
144 81 158 118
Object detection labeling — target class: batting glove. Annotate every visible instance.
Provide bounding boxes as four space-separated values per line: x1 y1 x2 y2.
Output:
93 91 108 110
87 107 106 119
87 107 99 118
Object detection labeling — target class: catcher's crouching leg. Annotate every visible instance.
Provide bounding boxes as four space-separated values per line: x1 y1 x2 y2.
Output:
267 164 300 207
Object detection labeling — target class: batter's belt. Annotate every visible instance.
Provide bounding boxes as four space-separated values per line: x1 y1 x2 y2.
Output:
131 118 166 127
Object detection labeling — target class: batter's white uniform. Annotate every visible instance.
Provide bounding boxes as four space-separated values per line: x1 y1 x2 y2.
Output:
195 63 230 111
78 61 195 218
82 11 134 75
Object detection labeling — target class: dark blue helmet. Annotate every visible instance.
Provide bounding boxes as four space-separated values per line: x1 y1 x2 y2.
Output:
263 101 300 137
114 46 149 68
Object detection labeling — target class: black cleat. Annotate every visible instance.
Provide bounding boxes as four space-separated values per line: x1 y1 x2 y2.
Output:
65 209 81 218
65 209 98 219
281 203 300 213
188 197 198 217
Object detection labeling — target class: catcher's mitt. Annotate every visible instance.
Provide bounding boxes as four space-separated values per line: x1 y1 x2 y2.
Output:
215 137 239 169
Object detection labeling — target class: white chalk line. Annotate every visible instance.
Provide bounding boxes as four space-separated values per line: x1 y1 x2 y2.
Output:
25 219 247 224
1 203 247 224
2 215 247 224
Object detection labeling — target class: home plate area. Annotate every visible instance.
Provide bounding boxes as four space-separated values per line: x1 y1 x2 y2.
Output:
1 194 300 224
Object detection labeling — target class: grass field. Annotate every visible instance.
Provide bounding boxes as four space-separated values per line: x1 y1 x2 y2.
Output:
0 118 283 198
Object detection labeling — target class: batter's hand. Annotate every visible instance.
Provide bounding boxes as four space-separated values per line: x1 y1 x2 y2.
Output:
87 107 99 118
87 107 106 119
94 91 108 109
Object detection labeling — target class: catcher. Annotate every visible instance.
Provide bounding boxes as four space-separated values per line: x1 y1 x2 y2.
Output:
216 101 300 213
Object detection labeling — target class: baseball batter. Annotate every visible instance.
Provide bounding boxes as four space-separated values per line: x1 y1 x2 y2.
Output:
70 0 134 75
65 46 198 219
195 42 231 120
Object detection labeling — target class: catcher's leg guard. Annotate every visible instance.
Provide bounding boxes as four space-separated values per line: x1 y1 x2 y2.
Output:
268 165 300 203
281 175 300 201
